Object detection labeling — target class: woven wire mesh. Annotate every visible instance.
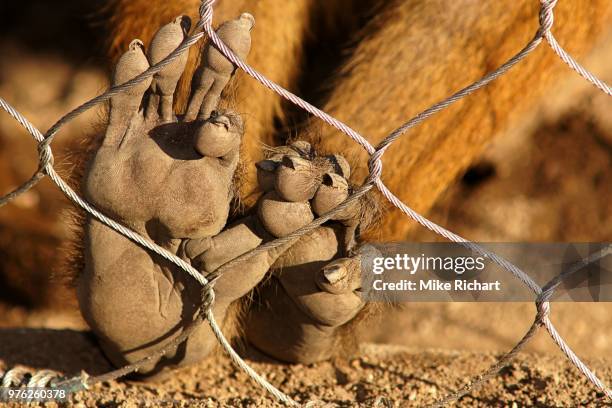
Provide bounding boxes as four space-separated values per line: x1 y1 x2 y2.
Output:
0 0 610 405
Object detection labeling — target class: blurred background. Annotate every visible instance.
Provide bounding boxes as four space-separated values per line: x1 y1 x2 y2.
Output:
0 1 610 362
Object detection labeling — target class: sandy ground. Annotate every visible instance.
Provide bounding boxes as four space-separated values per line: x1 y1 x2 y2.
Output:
1 334 610 407
1 298 610 406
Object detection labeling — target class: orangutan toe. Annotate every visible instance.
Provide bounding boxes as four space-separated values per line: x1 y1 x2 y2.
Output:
146 15 191 122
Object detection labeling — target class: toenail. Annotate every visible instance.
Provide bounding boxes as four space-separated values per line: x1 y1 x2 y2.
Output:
256 160 278 172
322 173 348 189
175 15 192 32
240 12 255 30
210 114 231 130
128 39 145 51
323 264 347 284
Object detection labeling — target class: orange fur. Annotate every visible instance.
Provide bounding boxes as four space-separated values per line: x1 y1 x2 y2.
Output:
305 0 612 239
